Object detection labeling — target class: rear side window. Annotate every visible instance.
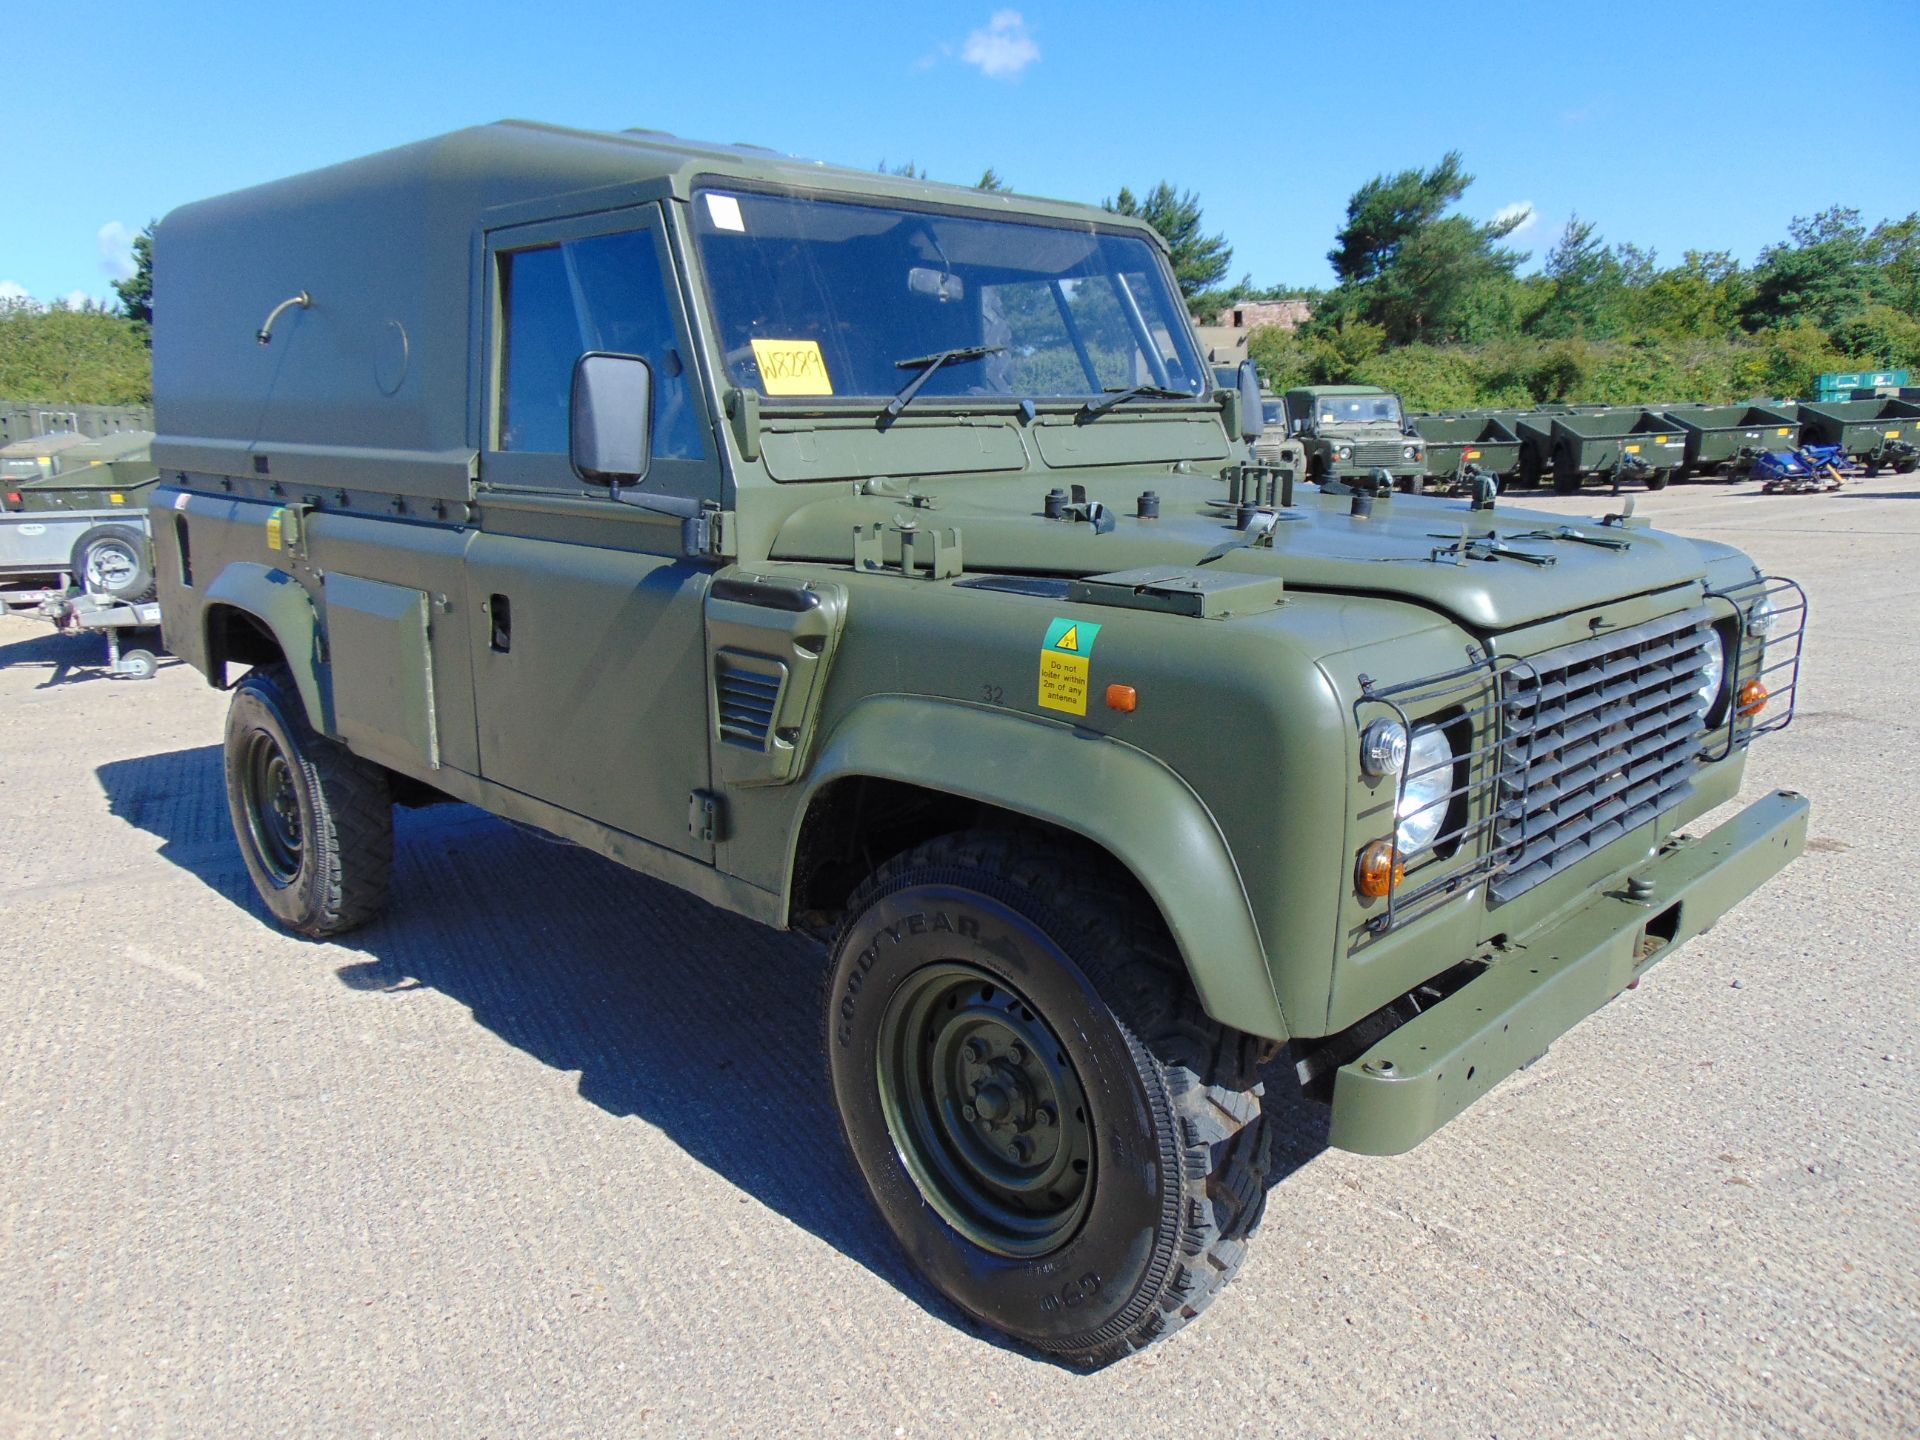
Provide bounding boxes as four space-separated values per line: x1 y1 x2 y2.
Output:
497 229 705 459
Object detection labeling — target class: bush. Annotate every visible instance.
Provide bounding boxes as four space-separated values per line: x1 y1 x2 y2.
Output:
0 300 151 404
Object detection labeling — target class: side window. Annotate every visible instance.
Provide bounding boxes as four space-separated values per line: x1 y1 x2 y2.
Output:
497 229 705 459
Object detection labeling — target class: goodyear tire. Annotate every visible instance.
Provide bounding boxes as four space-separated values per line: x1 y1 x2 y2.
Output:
825 830 1271 1365
70 524 155 603
224 662 392 937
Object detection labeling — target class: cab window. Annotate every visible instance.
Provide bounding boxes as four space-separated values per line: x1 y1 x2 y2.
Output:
496 229 705 459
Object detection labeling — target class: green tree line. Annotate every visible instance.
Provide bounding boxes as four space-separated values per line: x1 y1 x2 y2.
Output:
1235 154 1920 409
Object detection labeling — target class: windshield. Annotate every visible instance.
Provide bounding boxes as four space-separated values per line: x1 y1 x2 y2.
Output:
1261 400 1284 427
693 188 1207 405
1313 393 1403 427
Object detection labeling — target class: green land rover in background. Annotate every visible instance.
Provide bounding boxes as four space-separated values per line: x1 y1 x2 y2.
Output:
149 121 1808 1364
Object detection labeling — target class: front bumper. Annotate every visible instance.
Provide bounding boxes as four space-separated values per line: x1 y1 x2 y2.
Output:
1328 788 1809 1155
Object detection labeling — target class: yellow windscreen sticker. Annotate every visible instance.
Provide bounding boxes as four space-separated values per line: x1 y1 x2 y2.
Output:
750 338 834 396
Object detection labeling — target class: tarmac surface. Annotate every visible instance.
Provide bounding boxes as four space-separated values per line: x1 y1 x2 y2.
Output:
1 475 1915 1437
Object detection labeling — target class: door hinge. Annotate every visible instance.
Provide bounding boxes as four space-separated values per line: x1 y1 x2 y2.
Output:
689 789 725 844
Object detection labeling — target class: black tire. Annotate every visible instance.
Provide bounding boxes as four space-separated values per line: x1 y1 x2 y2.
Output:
825 830 1271 1365
1553 446 1583 495
224 662 392 937
69 524 154 603
1644 470 1670 491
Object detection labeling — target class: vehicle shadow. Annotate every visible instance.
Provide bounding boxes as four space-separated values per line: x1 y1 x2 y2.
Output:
94 744 1329 1366
0 622 174 686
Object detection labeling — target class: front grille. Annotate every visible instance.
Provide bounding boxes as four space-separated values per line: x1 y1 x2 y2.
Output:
1491 608 1713 900
1353 579 1805 935
1349 441 1410 466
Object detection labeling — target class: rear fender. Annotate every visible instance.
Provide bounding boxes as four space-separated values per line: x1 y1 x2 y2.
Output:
203 562 331 731
797 695 1288 1042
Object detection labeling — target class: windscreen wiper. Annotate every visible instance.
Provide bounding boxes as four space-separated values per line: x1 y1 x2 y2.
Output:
1076 383 1195 423
885 345 1006 420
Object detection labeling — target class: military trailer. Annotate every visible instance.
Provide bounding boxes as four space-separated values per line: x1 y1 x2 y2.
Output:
151 122 1809 1365
1410 413 1522 488
0 400 152 447
1661 404 1801 481
1517 409 1687 494
1795 398 1920 472
1257 385 1429 490
0 431 159 602
0 430 93 484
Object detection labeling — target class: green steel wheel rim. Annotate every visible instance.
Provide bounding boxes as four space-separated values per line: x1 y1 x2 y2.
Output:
241 729 303 887
876 961 1095 1258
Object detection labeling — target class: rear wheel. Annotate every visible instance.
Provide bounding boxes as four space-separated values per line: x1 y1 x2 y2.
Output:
224 662 392 937
1644 470 1670 491
825 830 1272 1366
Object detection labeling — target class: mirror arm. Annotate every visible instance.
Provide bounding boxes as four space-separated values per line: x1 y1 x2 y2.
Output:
609 488 721 558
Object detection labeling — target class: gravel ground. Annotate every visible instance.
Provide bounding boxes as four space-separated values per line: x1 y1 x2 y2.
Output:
1 474 1915 1438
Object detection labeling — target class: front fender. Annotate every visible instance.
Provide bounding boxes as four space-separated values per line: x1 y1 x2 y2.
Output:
797 695 1289 1042
202 562 331 731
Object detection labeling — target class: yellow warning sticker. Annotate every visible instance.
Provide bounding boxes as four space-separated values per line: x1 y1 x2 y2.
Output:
1039 617 1102 716
1777 427 1793 436
265 511 283 551
1886 429 1902 438
1624 444 1641 454
750 338 834 396
1655 434 1671 444
108 492 125 504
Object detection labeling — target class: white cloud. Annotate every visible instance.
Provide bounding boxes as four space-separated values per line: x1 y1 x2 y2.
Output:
64 289 98 310
0 280 29 304
961 11 1039 79
1493 201 1538 235
97 220 137 281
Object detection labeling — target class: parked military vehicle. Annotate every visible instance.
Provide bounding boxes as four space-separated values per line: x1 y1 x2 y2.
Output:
0 430 159 602
1256 385 1429 489
1661 404 1801 480
151 121 1809 1365
1410 413 1523 488
1517 408 1687 493
1795 398 1920 472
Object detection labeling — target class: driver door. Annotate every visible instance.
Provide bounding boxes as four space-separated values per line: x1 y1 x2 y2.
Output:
465 206 722 861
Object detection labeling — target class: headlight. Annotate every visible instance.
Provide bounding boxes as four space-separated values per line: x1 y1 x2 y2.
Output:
1747 592 1777 638
1397 725 1455 854
1402 444 1418 460
1336 445 1352 461
1697 628 1728 719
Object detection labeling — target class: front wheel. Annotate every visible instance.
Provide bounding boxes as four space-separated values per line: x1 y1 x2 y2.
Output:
1644 470 1670 491
224 662 393 937
825 831 1271 1365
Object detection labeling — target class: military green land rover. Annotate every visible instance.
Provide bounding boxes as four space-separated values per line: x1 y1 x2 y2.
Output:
151 122 1809 1364
1255 383 1431 490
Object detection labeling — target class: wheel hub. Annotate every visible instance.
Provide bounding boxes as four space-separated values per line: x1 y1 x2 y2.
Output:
876 962 1094 1258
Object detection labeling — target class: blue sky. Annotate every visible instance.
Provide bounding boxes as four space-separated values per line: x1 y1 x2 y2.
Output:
7 0 1917 308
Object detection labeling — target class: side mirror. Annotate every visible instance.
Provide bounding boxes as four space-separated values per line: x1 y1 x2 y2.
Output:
1236 359 1263 442
570 352 653 486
